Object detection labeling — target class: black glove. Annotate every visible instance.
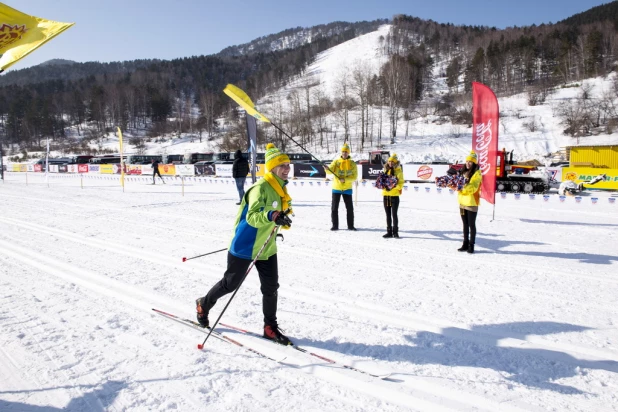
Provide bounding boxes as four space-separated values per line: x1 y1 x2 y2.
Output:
274 212 292 227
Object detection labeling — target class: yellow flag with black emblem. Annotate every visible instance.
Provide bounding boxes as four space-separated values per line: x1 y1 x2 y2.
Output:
0 3 74 72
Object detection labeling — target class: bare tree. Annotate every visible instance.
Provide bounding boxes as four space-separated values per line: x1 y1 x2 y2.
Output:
333 69 353 141
381 55 410 144
351 61 372 149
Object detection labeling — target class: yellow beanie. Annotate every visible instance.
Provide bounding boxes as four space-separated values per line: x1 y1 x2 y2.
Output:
388 153 399 163
341 143 350 153
466 151 478 164
265 143 290 172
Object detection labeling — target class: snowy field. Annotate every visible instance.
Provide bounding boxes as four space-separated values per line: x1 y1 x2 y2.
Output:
1 173 617 411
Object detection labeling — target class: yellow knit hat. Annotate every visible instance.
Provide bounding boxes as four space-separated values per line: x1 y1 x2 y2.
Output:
265 143 290 172
465 151 478 164
341 143 350 153
388 153 399 163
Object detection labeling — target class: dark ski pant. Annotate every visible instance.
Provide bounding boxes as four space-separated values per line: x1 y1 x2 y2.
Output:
383 196 400 230
331 192 354 229
460 208 478 244
204 252 279 326
234 177 246 201
153 168 163 183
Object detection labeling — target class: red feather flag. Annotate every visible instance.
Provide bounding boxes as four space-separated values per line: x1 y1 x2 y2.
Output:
472 82 499 205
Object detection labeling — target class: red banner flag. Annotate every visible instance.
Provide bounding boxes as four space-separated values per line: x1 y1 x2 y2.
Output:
472 82 499 205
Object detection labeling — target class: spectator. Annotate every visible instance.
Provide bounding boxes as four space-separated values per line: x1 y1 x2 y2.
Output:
232 149 250 205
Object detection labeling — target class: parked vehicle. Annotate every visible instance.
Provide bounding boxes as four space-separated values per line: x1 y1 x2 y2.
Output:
126 154 162 165
34 157 71 171
184 152 214 164
89 155 125 164
66 155 94 164
357 150 391 165
163 154 184 164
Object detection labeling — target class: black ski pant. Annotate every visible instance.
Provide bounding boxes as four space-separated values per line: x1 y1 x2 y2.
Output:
383 196 400 230
460 208 478 244
153 168 163 183
331 192 354 229
203 252 279 326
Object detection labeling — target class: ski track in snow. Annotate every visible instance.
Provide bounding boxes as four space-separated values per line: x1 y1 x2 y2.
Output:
1 174 617 411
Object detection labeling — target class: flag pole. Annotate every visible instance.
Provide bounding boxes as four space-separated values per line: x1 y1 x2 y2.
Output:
117 127 125 192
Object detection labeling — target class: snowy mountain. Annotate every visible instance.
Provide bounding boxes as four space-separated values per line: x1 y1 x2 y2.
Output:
113 24 618 166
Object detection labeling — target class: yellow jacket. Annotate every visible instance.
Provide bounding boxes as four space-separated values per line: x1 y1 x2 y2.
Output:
458 170 482 207
382 164 404 196
327 157 358 192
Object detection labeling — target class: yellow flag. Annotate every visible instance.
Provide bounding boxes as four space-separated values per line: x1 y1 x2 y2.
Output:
223 84 271 123
0 3 74 71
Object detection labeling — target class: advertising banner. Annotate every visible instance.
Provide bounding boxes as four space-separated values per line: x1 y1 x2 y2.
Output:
215 164 233 177
362 164 384 180
127 165 142 175
402 164 451 182
562 167 618 190
100 164 114 174
472 82 499 205
78 164 89 174
88 165 100 173
175 164 195 176
49 165 59 173
34 164 42 172
195 164 216 176
293 163 326 179
159 164 176 176
58 165 68 173
67 165 78 173
252 164 266 178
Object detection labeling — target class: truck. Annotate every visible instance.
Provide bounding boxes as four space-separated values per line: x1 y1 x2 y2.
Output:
357 150 391 165
450 149 550 193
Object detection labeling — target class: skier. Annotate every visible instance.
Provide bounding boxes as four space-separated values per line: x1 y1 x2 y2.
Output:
152 158 165 184
196 143 293 345
457 151 482 254
381 153 405 238
232 149 250 205
326 143 358 230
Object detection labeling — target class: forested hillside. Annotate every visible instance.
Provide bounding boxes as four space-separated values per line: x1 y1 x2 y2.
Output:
0 3 616 157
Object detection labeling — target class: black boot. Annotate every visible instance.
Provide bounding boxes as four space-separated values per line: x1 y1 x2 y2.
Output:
457 241 469 252
467 243 475 254
195 298 209 328
393 227 399 238
383 227 393 238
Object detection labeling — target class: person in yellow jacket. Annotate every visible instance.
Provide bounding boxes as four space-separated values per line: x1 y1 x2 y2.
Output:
382 153 405 238
457 151 482 253
327 143 358 230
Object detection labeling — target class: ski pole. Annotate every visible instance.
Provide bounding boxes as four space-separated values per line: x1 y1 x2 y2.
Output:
198 224 281 350
270 122 338 176
182 248 227 262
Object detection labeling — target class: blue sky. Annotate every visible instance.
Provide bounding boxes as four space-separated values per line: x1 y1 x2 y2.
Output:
6 0 611 71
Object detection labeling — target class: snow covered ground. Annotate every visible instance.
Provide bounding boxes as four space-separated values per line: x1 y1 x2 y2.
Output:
1 173 617 411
